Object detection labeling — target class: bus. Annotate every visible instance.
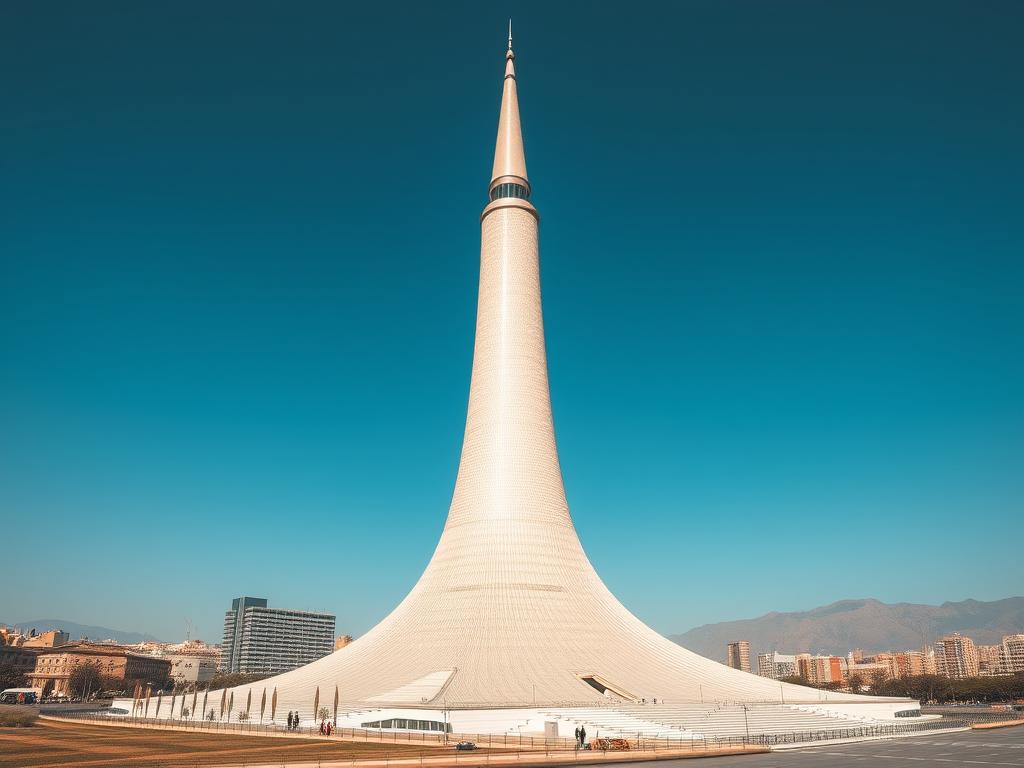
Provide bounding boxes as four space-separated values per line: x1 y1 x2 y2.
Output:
0 688 41 705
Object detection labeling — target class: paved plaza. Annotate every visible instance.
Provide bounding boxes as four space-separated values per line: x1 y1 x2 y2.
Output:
632 726 1024 767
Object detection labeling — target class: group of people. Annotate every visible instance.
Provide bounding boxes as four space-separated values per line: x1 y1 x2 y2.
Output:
574 726 588 749
284 711 335 736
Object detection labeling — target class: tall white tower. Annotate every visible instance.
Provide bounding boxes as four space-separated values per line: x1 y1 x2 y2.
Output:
140 34 910 721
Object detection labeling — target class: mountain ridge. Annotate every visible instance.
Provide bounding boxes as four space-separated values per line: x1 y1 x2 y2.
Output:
670 596 1024 664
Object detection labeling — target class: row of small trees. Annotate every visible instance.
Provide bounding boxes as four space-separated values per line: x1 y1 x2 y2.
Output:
130 680 343 727
782 672 1024 703
872 673 1024 703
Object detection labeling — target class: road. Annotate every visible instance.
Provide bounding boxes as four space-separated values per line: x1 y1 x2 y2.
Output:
628 727 1024 767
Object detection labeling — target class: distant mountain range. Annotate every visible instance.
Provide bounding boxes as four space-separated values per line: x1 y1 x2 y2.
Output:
4 619 161 645
671 597 1024 663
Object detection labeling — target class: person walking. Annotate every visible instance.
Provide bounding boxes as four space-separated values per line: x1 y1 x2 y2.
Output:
580 725 587 747
574 727 580 749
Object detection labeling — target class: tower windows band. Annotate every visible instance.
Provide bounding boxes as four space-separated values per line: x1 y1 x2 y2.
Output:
489 182 530 201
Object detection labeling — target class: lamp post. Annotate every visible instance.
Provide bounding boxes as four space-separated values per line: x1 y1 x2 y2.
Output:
741 704 750 742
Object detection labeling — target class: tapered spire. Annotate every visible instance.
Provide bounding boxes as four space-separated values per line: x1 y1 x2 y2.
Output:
490 22 529 194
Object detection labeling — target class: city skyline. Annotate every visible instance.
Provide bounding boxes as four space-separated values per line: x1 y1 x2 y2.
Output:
3 2 1023 643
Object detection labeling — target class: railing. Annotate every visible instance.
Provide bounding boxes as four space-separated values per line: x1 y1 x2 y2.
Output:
749 716 972 745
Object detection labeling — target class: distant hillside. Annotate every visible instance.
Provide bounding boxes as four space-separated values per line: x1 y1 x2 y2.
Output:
671 597 1024 663
6 619 161 645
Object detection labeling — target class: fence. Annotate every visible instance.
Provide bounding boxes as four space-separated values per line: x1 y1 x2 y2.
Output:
45 708 967 754
749 716 972 745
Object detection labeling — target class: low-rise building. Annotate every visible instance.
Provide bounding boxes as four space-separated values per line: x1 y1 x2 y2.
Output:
165 654 218 684
26 643 170 697
0 645 40 678
21 630 70 649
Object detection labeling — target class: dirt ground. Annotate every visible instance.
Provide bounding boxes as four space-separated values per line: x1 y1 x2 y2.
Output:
0 716 440 768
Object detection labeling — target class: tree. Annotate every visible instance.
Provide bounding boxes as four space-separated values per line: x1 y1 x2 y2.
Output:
847 673 865 694
237 711 249 722
67 662 103 699
869 670 888 690
0 663 27 691
318 706 330 722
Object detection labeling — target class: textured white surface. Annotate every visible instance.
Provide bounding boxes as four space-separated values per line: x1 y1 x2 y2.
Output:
116 42 915 727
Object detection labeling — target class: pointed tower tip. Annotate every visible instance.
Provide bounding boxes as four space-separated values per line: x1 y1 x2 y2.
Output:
489 19 529 194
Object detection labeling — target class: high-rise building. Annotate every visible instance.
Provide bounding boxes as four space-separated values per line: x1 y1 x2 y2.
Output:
798 655 846 685
977 644 1004 676
1000 634 1024 674
727 641 751 673
934 634 979 678
221 597 334 674
893 650 928 677
757 651 799 680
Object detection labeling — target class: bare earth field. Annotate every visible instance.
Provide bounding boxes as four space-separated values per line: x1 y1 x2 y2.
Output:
0 717 435 768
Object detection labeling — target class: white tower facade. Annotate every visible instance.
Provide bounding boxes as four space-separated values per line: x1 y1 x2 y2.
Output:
120 35 915 726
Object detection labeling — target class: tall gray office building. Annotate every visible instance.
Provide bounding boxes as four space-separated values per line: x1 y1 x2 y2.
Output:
221 596 335 674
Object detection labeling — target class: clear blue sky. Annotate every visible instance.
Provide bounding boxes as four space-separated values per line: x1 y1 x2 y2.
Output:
2 1 1022 643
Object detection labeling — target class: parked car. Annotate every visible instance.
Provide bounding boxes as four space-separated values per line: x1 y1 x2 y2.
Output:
455 741 477 751
592 738 631 751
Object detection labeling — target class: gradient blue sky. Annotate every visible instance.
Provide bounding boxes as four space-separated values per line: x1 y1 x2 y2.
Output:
2 1 1022 643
